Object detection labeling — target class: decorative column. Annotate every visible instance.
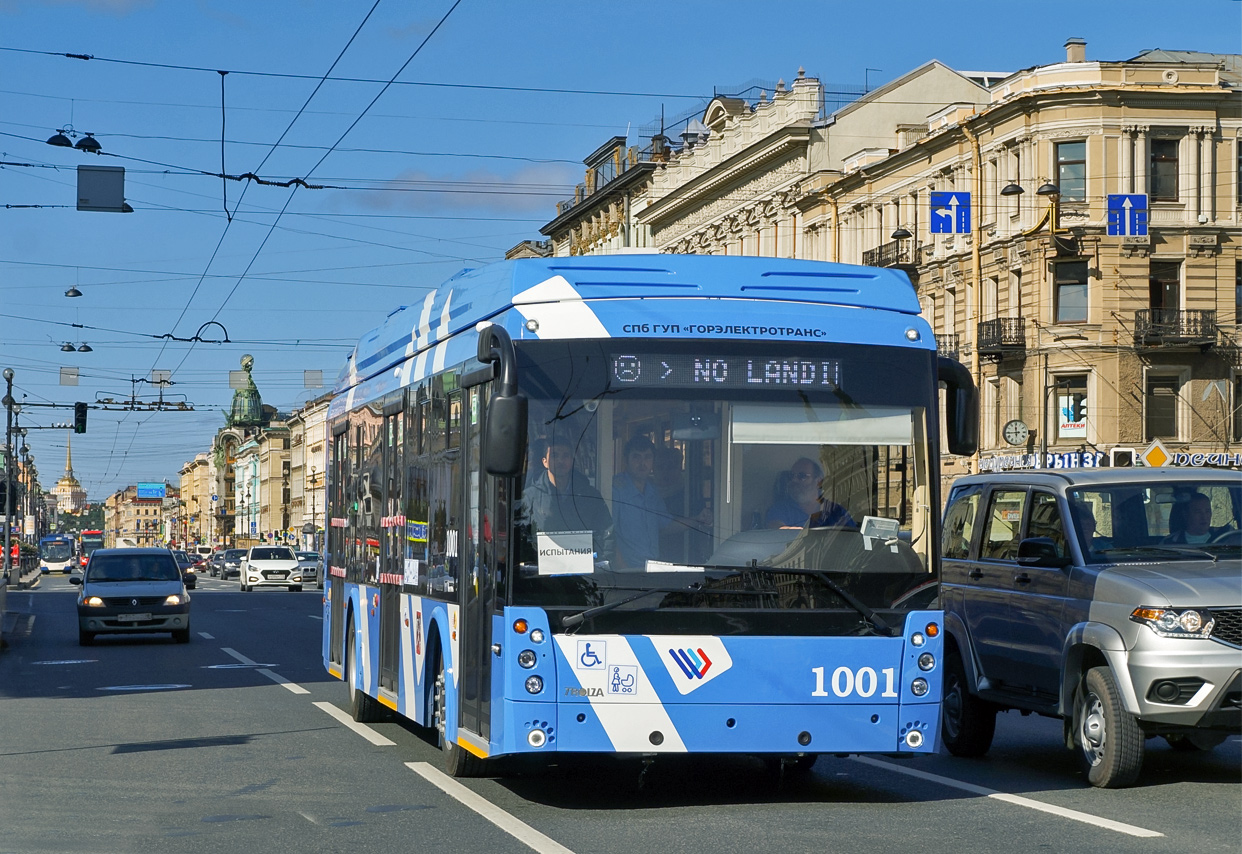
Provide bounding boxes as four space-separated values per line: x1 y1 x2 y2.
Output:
1133 126 1149 195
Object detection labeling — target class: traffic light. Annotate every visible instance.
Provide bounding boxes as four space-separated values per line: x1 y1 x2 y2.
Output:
1072 395 1087 423
74 402 87 434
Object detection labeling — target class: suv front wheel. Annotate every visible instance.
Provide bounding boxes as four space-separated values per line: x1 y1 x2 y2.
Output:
1074 666 1144 788
941 647 997 757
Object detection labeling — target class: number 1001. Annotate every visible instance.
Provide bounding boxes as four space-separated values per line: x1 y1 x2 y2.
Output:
811 666 899 698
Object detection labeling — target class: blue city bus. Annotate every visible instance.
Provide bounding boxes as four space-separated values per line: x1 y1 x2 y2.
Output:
323 255 977 776
39 534 77 574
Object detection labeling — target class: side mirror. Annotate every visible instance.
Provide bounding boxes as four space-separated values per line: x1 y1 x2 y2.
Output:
1017 537 1071 568
69 576 82 585
484 394 528 476
477 322 528 477
938 356 978 456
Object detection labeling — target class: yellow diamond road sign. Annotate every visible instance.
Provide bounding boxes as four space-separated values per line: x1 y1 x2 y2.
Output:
1141 439 1170 467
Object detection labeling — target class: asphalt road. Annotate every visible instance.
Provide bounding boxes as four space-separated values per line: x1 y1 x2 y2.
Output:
1 574 1238 854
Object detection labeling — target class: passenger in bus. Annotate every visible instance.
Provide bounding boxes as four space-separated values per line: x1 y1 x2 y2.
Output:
766 457 856 529
520 439 613 554
612 437 711 570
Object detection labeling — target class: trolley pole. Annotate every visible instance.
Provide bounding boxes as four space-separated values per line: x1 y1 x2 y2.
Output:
3 368 14 588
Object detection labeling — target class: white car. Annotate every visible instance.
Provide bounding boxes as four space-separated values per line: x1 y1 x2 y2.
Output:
240 546 303 592
295 551 321 588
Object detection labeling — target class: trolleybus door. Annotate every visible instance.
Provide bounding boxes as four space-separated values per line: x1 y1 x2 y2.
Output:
328 424 349 667
457 384 494 740
378 403 403 692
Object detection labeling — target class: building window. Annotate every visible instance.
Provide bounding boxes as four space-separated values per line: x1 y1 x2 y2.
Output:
1056 141 1086 202
1235 260 1241 324
1055 374 1088 442
1054 260 1088 323
1150 139 1179 201
1149 260 1181 311
1234 375 1242 443
1145 374 1180 440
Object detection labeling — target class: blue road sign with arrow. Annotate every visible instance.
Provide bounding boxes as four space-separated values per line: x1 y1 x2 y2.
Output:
1107 194 1147 236
930 192 971 234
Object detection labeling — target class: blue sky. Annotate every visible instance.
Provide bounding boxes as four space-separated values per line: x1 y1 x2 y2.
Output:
1 0 1239 501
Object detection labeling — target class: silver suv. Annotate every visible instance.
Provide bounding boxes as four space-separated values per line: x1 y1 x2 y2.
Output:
940 468 1241 788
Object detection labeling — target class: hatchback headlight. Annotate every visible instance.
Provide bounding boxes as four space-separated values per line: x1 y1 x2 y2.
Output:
1130 607 1214 639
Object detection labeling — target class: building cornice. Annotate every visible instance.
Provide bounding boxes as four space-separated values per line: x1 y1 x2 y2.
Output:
539 162 657 237
638 124 811 228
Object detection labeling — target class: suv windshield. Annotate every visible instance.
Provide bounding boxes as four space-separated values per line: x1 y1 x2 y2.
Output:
1069 479 1241 562
224 550 245 561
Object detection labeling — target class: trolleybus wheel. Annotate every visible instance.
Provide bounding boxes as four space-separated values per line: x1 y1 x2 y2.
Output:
434 655 488 778
346 620 381 723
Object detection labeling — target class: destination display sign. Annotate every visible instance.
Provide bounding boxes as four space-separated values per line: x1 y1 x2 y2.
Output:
610 354 842 389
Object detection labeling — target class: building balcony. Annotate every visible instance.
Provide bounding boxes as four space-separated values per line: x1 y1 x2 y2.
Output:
977 317 1026 358
861 238 921 273
1134 309 1217 348
936 333 961 361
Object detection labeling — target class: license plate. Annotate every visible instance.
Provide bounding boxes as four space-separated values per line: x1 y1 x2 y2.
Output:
269 571 287 579
117 613 152 622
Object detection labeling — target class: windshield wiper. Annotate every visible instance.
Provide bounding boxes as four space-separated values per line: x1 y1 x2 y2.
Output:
1117 545 1218 562
695 563 896 637
561 582 703 629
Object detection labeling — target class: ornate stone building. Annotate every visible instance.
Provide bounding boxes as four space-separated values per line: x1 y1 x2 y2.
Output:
811 42 1241 475
52 436 87 514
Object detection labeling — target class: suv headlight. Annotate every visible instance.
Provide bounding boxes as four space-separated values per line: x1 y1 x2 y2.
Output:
1130 607 1215 639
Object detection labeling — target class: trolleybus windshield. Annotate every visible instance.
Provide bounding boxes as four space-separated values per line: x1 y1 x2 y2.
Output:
511 340 936 636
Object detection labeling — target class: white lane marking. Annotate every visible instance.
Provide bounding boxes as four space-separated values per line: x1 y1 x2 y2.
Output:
198 632 215 640
313 701 395 746
406 762 576 854
258 668 309 695
850 756 1163 838
222 647 257 666
308 615 323 621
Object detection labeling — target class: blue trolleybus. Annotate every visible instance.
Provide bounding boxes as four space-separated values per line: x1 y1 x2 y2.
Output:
39 533 77 574
323 255 977 776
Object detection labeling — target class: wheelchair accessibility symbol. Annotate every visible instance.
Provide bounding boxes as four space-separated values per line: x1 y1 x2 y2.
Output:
608 665 637 695
576 640 605 670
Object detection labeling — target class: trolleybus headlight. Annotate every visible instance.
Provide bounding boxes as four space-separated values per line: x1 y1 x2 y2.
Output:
513 618 528 635
529 629 545 644
911 632 925 647
905 730 924 748
911 678 929 696
525 675 544 694
918 653 935 671
518 649 537 669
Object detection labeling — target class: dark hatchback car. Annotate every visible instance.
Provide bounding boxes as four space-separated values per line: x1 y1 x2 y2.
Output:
219 548 246 579
70 548 191 645
171 550 197 589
